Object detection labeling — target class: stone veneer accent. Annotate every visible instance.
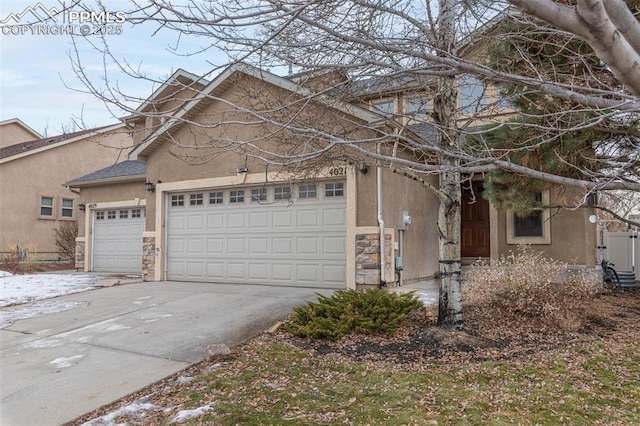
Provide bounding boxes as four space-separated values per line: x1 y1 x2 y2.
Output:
142 236 156 281
355 232 393 290
74 240 85 271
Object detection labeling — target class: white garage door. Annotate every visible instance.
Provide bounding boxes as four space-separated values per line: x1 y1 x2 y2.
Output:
93 208 145 273
166 181 346 288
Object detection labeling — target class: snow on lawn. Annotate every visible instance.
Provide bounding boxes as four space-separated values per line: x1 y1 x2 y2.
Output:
0 272 102 308
79 394 213 425
0 272 107 328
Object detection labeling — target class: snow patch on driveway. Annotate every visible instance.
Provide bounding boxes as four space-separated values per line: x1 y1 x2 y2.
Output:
0 300 89 329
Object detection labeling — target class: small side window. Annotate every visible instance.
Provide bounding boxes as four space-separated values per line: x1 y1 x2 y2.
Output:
61 199 74 218
40 196 54 216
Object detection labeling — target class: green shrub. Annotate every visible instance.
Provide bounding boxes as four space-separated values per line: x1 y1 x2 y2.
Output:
284 288 423 341
464 246 598 331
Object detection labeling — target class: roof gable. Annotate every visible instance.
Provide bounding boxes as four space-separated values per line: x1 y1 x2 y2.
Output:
129 63 386 161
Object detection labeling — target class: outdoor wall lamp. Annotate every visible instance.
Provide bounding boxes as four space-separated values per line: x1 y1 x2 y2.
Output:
145 181 155 193
79 203 86 211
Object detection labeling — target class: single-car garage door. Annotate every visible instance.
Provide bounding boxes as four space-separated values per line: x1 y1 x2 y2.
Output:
93 208 145 273
166 181 346 288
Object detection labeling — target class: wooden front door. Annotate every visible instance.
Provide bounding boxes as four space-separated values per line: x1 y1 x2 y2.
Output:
461 181 490 258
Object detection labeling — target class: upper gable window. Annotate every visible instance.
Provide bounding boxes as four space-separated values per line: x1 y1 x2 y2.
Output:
40 196 54 217
373 100 394 117
406 96 430 119
459 75 488 113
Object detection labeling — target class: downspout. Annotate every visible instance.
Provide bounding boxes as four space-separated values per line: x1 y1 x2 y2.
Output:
376 143 386 288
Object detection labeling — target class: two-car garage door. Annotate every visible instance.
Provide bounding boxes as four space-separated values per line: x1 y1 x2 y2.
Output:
166 181 346 288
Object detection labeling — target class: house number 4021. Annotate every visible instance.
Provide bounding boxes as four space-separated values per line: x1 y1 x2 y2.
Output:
328 166 347 176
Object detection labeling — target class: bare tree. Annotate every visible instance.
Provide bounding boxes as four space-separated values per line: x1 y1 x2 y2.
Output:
69 0 640 327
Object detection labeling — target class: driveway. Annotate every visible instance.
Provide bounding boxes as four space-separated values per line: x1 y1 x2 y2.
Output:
0 280 334 426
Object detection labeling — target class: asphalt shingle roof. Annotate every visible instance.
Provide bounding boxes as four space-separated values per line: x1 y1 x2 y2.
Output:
0 126 112 160
68 160 146 184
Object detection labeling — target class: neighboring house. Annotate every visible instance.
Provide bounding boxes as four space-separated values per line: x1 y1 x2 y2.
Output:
69 63 597 289
0 123 134 260
0 118 42 148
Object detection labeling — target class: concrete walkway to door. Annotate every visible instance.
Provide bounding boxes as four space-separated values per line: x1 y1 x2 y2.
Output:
0 280 334 426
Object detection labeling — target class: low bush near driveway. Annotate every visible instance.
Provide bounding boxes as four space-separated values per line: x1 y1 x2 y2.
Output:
284 288 424 341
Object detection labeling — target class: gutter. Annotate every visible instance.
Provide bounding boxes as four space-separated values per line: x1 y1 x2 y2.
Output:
376 143 386 288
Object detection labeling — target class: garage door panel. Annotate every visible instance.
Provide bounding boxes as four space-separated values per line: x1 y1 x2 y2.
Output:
227 263 245 279
168 215 186 230
249 238 268 254
324 236 346 255
249 263 268 280
167 182 345 287
297 209 319 227
297 264 319 282
187 214 205 230
272 264 293 281
272 238 293 254
228 213 245 228
273 211 292 227
227 238 245 254
187 238 205 254
207 238 224 254
206 262 224 279
249 211 269 228
206 213 224 230
297 237 319 254
324 208 346 226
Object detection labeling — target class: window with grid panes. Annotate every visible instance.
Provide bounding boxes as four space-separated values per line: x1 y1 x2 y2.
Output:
298 184 317 199
209 191 224 205
230 190 244 203
325 182 344 197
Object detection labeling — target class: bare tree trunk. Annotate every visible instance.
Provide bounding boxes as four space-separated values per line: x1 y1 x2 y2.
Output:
435 0 463 329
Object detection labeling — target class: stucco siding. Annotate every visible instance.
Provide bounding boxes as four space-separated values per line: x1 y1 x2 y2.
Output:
0 129 132 259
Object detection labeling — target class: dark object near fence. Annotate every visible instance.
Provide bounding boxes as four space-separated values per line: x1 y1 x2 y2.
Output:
601 259 637 292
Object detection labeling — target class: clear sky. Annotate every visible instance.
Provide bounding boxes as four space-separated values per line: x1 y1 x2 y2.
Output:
0 0 228 137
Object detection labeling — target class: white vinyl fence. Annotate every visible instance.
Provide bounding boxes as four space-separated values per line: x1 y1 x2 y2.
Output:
603 229 639 279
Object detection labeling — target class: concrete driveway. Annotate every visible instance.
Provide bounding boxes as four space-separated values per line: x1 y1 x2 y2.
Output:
0 280 334 426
